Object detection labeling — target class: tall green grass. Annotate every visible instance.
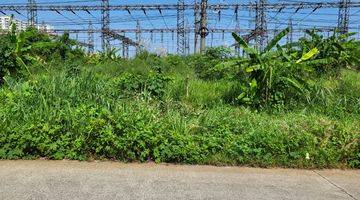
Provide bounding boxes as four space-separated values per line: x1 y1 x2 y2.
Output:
0 63 358 168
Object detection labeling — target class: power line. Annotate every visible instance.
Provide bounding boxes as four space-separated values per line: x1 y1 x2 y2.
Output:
2 0 358 55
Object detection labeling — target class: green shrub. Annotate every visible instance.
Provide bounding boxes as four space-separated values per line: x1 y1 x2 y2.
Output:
191 47 234 80
117 67 171 99
0 64 359 168
0 27 359 169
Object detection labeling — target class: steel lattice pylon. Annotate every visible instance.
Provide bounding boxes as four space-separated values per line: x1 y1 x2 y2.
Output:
101 0 110 51
27 0 37 26
338 0 351 34
177 0 186 55
255 0 268 51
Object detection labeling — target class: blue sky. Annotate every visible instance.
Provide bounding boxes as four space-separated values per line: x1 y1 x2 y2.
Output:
1 0 360 54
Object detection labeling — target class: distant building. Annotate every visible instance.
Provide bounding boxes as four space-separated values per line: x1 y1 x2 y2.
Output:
37 22 54 34
0 16 53 33
0 16 27 31
0 16 13 30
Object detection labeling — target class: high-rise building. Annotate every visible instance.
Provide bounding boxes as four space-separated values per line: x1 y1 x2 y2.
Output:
0 16 13 30
0 16 26 31
0 16 53 33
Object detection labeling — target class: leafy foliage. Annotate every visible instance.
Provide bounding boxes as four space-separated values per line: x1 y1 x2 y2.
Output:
288 29 360 74
191 46 234 80
0 27 84 83
118 66 172 99
0 26 359 168
225 28 318 107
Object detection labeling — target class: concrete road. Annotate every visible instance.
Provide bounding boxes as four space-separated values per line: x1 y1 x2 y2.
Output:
0 161 359 200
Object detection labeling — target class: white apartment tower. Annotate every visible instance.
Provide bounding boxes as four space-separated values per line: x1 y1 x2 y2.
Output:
0 16 53 33
0 16 27 31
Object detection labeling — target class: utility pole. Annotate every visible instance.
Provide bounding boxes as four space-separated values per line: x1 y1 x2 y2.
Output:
27 0 37 26
255 0 267 51
101 0 110 52
338 0 350 34
194 1 200 54
136 20 141 54
200 0 208 54
88 21 94 54
177 0 186 55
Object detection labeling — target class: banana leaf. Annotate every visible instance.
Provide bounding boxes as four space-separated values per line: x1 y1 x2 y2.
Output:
276 44 292 62
339 32 356 40
280 77 304 94
296 48 319 63
232 32 260 62
264 28 290 52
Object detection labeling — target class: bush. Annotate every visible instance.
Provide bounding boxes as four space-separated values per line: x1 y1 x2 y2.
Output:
118 67 171 99
191 47 234 80
0 27 359 169
0 64 359 168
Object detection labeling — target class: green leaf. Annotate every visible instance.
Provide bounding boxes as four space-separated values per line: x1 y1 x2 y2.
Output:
15 57 31 75
301 58 332 66
281 77 304 93
264 28 290 52
245 67 254 73
232 32 259 61
214 59 240 69
276 44 291 62
339 32 356 40
232 32 249 49
245 64 260 73
250 79 257 88
296 48 319 63
237 92 246 100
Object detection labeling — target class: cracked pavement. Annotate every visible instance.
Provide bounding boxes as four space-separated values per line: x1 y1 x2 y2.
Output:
0 160 359 200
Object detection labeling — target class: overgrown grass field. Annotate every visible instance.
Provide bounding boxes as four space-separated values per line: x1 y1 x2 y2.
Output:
0 26 359 168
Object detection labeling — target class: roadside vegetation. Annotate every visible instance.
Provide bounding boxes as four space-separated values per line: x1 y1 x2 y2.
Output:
0 25 359 168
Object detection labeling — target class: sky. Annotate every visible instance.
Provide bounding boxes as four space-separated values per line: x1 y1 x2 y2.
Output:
1 0 359 55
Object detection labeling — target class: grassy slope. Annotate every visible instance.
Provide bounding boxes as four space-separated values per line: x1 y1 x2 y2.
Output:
0 60 359 168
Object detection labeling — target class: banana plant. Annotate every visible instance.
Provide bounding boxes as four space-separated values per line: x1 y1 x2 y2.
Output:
227 28 319 107
0 25 54 81
3 24 37 76
291 29 359 73
12 30 34 75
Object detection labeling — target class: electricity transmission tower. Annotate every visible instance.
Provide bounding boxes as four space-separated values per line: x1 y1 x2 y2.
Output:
194 1 200 54
255 0 268 51
177 0 186 55
27 0 38 26
338 0 351 34
101 0 110 52
0 0 357 55
200 0 208 53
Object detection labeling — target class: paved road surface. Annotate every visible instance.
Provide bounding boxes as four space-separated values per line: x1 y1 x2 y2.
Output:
0 160 359 200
